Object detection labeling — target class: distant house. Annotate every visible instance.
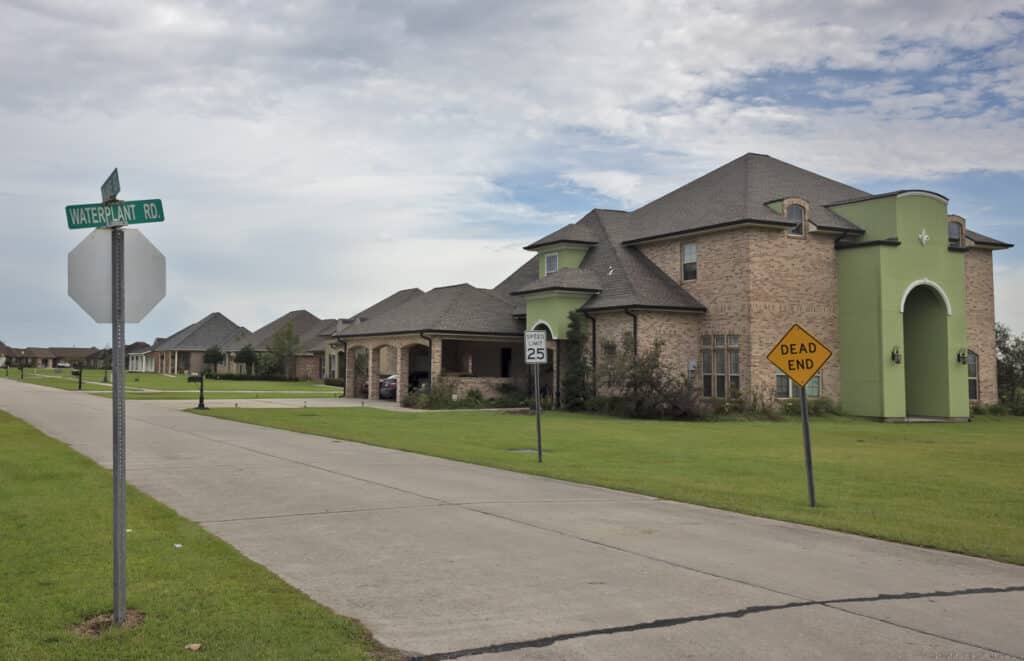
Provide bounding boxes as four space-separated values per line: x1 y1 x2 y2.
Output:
226 310 335 380
126 341 152 372
21 347 57 368
0 340 11 368
149 313 249 374
48 347 102 368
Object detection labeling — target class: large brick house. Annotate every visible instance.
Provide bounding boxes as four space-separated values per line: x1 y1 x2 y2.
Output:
335 154 1011 419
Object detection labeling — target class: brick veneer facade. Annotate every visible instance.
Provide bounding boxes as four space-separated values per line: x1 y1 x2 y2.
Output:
964 250 998 405
637 226 842 402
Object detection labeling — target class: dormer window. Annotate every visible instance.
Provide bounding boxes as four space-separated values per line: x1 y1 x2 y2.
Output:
545 253 558 275
785 202 807 237
948 218 965 248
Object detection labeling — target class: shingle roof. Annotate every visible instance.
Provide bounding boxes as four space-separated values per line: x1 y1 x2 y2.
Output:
48 347 101 360
226 310 322 353
966 229 1013 249
151 313 249 352
623 153 868 244
298 318 338 353
338 284 522 337
524 221 600 250
511 268 604 295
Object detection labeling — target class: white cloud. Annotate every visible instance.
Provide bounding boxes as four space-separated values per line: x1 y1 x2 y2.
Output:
0 0 1022 345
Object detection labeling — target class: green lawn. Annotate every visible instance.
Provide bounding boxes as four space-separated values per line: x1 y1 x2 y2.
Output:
0 410 393 660
200 408 1024 565
3 368 341 399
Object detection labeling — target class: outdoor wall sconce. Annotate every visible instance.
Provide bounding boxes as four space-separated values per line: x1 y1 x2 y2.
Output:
956 349 968 364
890 347 902 364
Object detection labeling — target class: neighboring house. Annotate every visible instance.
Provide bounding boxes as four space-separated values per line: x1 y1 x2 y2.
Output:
150 313 249 374
21 347 57 368
126 341 153 372
48 347 102 368
224 309 331 379
0 340 10 367
337 153 1011 419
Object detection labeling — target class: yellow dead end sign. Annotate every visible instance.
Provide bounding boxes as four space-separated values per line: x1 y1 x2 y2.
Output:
766 323 833 508
767 323 832 388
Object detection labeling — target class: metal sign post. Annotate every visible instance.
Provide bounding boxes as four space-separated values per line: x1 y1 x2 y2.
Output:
110 225 127 623
66 170 166 626
524 330 548 463
767 323 832 508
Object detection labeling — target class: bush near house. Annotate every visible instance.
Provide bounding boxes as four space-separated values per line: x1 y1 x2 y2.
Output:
404 380 533 410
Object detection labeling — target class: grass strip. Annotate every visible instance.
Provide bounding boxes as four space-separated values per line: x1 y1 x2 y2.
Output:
200 407 1024 565
0 409 396 660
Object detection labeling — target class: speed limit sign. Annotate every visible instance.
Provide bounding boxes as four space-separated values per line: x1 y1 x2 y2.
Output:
524 330 548 364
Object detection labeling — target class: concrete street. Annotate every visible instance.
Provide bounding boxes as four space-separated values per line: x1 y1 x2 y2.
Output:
2 378 1022 660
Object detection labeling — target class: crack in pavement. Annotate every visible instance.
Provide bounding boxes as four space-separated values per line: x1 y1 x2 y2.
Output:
412 585 1024 660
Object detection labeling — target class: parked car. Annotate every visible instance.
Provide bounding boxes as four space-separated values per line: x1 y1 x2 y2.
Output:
56 361 71 368
360 374 400 399
378 374 398 399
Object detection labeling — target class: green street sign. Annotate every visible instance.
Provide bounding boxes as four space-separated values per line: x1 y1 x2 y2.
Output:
66 199 165 229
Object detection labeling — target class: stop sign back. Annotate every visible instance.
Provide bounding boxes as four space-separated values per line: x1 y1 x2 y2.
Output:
68 228 166 323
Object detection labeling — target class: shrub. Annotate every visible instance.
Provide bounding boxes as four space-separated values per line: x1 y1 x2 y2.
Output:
591 333 708 419
323 378 345 388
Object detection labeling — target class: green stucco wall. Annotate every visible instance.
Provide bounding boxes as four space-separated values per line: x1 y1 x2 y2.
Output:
537 245 589 278
525 293 592 339
836 193 969 419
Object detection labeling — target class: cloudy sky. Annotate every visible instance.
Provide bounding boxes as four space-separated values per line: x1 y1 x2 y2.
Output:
2 0 1022 348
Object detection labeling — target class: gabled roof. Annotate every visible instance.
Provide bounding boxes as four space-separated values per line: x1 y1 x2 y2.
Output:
126 341 151 354
152 313 249 352
227 310 322 352
21 347 56 359
525 221 600 250
338 284 522 337
623 153 868 244
512 210 705 312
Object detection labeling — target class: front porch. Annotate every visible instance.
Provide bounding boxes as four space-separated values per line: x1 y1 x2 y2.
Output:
341 334 547 406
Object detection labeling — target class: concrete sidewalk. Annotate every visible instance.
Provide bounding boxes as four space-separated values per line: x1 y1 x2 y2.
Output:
2 379 1022 660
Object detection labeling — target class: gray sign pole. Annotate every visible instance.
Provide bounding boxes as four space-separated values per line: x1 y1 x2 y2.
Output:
799 385 816 508
534 363 543 463
111 226 127 623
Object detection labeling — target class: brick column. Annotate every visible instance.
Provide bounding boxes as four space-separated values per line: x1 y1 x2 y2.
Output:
368 348 380 400
396 345 408 406
430 338 442 386
344 347 357 398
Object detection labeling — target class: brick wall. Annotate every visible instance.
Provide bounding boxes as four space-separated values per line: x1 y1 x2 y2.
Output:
639 229 754 396
639 227 841 403
294 355 321 381
964 249 998 404
747 229 841 403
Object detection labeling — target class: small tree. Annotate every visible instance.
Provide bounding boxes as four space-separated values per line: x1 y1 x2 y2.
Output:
236 344 258 375
996 322 1024 408
269 322 301 379
203 345 225 374
561 310 590 410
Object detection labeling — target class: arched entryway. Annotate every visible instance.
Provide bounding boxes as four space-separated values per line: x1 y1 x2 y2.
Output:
902 283 950 417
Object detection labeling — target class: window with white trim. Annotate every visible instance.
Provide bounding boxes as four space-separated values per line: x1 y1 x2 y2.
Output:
701 334 740 398
967 350 978 401
775 368 821 398
682 243 697 281
544 253 558 275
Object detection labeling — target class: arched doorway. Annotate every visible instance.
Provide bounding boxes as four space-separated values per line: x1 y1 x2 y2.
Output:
902 284 950 417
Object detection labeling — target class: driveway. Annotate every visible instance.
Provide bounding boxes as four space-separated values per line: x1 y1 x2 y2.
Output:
2 379 1022 660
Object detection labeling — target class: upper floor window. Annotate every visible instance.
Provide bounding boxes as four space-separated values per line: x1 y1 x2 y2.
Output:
786 203 806 236
682 243 697 281
545 253 558 275
948 220 965 248
967 350 978 401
